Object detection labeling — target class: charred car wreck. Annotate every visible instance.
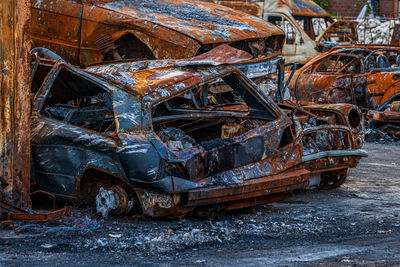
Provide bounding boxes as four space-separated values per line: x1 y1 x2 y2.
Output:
288 46 400 138
29 47 366 218
31 0 283 75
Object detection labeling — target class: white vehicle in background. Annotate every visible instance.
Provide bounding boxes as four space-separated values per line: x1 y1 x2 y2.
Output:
204 0 358 66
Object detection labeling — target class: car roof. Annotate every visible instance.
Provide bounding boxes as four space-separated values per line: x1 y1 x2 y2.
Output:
86 62 233 99
88 0 284 44
85 44 256 98
264 0 331 18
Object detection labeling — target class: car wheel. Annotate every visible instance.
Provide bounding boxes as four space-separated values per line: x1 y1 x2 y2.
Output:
95 184 139 218
318 169 348 190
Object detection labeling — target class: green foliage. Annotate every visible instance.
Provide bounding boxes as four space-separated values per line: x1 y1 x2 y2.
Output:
312 0 329 9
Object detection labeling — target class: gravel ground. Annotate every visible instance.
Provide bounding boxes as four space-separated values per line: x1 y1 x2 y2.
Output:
1 142 399 266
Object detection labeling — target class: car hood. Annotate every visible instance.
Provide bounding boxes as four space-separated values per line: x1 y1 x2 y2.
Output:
91 0 283 44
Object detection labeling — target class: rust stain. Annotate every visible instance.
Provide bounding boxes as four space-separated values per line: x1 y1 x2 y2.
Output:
0 0 31 208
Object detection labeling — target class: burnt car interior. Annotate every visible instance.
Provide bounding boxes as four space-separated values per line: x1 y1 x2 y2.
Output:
152 73 278 151
32 64 116 134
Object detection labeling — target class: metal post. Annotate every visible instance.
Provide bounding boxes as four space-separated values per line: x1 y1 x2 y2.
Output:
0 0 31 208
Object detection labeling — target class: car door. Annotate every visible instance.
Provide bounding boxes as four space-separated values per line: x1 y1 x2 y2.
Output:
266 13 318 66
366 70 400 105
31 0 83 65
30 58 119 198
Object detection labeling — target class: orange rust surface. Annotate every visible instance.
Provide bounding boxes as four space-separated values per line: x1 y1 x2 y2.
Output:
365 71 400 105
186 169 310 205
371 110 400 122
0 0 31 207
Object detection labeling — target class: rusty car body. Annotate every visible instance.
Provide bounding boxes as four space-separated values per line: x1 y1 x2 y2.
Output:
31 0 284 67
287 45 400 136
29 46 366 218
203 0 358 66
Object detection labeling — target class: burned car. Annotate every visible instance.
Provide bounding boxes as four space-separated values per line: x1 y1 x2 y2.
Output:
31 0 284 66
287 46 400 137
30 47 366 218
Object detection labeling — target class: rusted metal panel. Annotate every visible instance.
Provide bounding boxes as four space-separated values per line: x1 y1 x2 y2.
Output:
202 0 263 17
0 0 31 208
0 199 72 222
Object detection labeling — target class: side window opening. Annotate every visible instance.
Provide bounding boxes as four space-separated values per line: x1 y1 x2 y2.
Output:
315 55 361 74
315 55 340 73
31 62 53 97
312 18 329 38
278 126 294 149
335 56 361 73
41 67 116 134
268 16 297 45
152 74 276 152
295 16 315 40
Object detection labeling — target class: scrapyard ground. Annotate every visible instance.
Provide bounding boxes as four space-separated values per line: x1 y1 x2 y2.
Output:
1 142 400 266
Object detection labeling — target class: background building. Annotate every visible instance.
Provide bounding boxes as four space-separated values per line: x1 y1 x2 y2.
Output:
325 0 399 19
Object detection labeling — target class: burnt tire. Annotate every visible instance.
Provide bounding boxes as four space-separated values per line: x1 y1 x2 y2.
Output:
95 185 141 218
318 169 348 190
79 171 141 217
